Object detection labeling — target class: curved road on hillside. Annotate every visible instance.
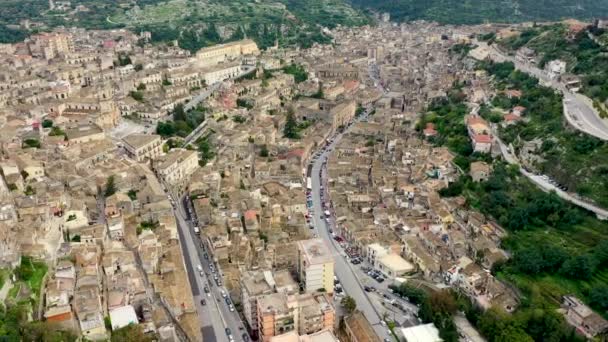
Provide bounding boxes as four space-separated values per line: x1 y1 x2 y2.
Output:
480 42 608 141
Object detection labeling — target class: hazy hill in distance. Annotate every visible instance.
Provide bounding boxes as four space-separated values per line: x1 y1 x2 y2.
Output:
349 0 608 24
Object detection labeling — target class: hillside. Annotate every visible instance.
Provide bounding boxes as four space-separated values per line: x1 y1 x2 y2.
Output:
349 0 608 25
498 23 608 103
0 0 370 50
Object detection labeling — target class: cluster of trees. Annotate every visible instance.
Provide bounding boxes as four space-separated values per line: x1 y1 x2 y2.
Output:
282 64 308 84
0 303 76 341
416 86 491 171
349 0 608 25
197 135 215 166
509 241 608 282
156 104 207 138
283 108 300 139
470 306 584 342
442 162 583 232
389 284 459 341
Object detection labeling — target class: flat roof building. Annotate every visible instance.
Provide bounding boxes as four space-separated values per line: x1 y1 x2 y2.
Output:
297 239 334 294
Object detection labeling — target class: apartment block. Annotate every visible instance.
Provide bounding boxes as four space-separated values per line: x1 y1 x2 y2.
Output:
297 238 334 294
122 133 163 162
152 148 198 185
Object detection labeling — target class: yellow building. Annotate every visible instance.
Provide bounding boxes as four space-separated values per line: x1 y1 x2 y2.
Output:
297 239 334 294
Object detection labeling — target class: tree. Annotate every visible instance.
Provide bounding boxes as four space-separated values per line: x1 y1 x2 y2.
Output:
110 323 153 342
341 296 357 314
41 119 53 128
129 91 144 102
590 285 608 310
594 240 608 267
260 145 269 157
23 138 41 149
560 254 596 280
49 126 65 137
283 109 299 139
127 189 138 201
514 248 544 274
104 175 117 197
15 257 34 281
21 321 77 342
172 103 186 122
495 324 534 342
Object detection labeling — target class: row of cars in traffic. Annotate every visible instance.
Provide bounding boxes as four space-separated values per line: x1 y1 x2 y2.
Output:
184 195 251 342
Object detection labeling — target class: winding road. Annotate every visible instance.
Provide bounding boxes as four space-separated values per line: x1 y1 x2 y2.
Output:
480 42 608 141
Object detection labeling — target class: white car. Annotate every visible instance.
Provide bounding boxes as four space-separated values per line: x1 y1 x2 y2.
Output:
197 265 203 272
221 290 227 298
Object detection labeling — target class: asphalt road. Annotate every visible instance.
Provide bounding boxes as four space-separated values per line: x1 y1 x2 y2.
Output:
494 135 608 219
169 191 248 342
483 43 608 141
308 109 394 341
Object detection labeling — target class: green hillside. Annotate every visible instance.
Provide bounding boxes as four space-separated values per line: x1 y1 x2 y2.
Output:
349 0 608 25
0 0 370 50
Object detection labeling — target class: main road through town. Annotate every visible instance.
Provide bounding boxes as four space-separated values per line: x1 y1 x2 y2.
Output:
168 187 247 342
309 109 393 341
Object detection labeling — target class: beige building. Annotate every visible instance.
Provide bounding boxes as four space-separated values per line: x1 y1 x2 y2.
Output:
152 148 198 185
241 270 275 337
270 329 339 342
65 124 105 144
297 239 334 294
329 101 356 133
257 292 335 342
122 134 163 162
201 62 245 85
343 311 381 342
195 39 260 66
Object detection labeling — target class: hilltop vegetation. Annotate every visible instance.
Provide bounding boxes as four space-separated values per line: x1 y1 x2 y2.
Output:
499 23 608 103
349 0 608 25
426 83 608 340
0 0 370 50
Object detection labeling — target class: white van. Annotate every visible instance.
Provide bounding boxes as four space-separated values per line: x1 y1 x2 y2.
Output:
194 226 200 234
